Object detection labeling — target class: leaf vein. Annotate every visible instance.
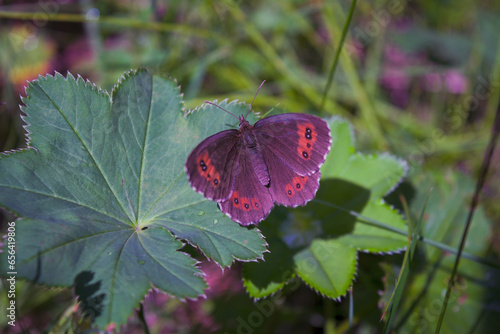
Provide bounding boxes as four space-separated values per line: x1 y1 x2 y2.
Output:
34 82 135 223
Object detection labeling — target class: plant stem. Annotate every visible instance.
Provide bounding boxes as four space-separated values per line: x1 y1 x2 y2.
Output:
313 199 500 270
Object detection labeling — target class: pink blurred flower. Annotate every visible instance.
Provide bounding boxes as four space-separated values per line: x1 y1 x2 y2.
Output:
379 67 411 107
444 70 468 94
421 72 443 92
383 44 425 66
384 44 410 66
202 261 243 298
380 68 411 90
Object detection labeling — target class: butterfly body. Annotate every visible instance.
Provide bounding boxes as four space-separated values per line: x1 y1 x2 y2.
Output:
238 117 271 187
186 111 331 225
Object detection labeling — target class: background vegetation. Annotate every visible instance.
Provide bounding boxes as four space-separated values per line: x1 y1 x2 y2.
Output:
0 0 499 333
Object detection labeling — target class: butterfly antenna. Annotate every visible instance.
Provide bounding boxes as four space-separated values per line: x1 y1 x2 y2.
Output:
246 80 266 118
204 101 239 120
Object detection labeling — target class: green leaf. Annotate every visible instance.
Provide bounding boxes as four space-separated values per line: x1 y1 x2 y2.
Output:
313 118 408 253
243 225 295 298
293 240 357 299
320 117 355 177
0 70 266 329
243 118 408 299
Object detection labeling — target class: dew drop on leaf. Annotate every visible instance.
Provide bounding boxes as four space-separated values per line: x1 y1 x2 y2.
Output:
198 211 205 216
213 219 219 225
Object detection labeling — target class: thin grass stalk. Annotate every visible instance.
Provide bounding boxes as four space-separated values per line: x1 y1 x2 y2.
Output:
320 0 357 112
382 190 431 333
434 101 500 334
322 2 388 149
434 27 500 333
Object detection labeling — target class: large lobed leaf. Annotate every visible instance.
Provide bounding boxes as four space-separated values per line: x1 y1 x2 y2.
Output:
0 70 266 329
243 117 408 300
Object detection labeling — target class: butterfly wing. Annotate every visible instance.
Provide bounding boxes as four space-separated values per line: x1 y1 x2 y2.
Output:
185 130 241 201
218 149 274 226
261 144 321 207
254 113 331 176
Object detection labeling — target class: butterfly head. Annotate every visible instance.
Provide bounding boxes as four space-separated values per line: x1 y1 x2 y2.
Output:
203 80 266 128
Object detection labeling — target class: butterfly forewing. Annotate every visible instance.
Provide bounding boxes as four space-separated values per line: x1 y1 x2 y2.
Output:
254 114 331 176
218 149 274 225
185 130 241 201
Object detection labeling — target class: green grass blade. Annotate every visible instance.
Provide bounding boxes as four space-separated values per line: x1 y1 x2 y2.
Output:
320 0 357 112
434 100 500 334
382 190 431 333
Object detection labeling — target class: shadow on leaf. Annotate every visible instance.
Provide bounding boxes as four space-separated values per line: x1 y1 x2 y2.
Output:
74 271 106 321
305 178 371 236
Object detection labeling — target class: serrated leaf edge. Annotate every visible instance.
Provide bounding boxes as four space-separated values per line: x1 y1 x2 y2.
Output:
294 242 359 301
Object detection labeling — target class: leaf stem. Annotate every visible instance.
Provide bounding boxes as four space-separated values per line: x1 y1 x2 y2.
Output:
313 199 500 270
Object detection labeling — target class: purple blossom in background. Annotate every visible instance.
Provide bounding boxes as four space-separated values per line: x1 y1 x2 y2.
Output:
380 68 411 91
420 70 468 94
378 42 468 107
203 261 243 298
421 72 443 92
444 70 468 94
380 67 411 107
379 44 426 107
384 44 411 66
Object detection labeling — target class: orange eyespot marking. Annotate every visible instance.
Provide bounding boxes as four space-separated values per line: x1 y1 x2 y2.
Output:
301 175 309 184
240 197 251 211
251 198 261 210
292 176 304 191
231 191 241 208
197 152 214 177
297 122 316 160
212 171 221 187
206 165 215 179
197 151 221 184
285 184 295 197
297 123 317 144
298 137 313 151
297 146 311 160
196 152 208 175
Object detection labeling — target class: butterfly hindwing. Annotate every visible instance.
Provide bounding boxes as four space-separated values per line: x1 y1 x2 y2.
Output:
254 113 331 176
185 130 241 201
218 149 274 226
261 144 321 207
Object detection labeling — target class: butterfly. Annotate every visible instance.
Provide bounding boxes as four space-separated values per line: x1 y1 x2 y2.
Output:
185 90 331 226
